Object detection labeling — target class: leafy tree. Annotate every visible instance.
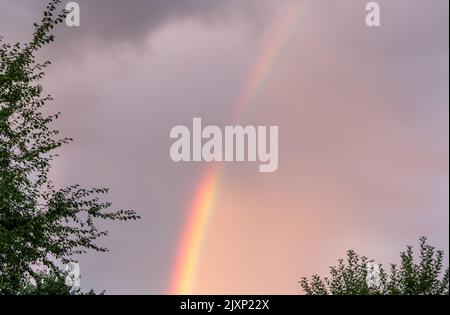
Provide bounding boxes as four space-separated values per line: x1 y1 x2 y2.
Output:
22 273 87 295
300 237 449 295
0 0 140 294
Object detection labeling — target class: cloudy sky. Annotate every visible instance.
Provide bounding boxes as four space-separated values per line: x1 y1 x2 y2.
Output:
0 0 448 294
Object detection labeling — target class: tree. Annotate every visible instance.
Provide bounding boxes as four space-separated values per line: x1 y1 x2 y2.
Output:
0 0 140 294
300 237 449 295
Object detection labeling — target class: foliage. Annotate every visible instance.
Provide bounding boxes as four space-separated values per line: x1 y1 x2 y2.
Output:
0 0 140 294
300 237 449 295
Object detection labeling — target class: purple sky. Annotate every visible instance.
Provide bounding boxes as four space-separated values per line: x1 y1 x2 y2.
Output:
0 0 448 294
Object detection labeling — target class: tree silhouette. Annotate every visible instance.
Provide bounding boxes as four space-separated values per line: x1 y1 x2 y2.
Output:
300 237 449 295
0 0 140 294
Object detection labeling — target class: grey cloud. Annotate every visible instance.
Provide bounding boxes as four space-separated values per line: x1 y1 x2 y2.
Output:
0 0 274 49
67 0 243 42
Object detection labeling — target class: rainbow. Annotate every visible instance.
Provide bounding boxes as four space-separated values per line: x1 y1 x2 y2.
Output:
169 5 301 294
169 165 221 294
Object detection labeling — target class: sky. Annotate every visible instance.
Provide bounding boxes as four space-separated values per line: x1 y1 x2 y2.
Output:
0 0 448 294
